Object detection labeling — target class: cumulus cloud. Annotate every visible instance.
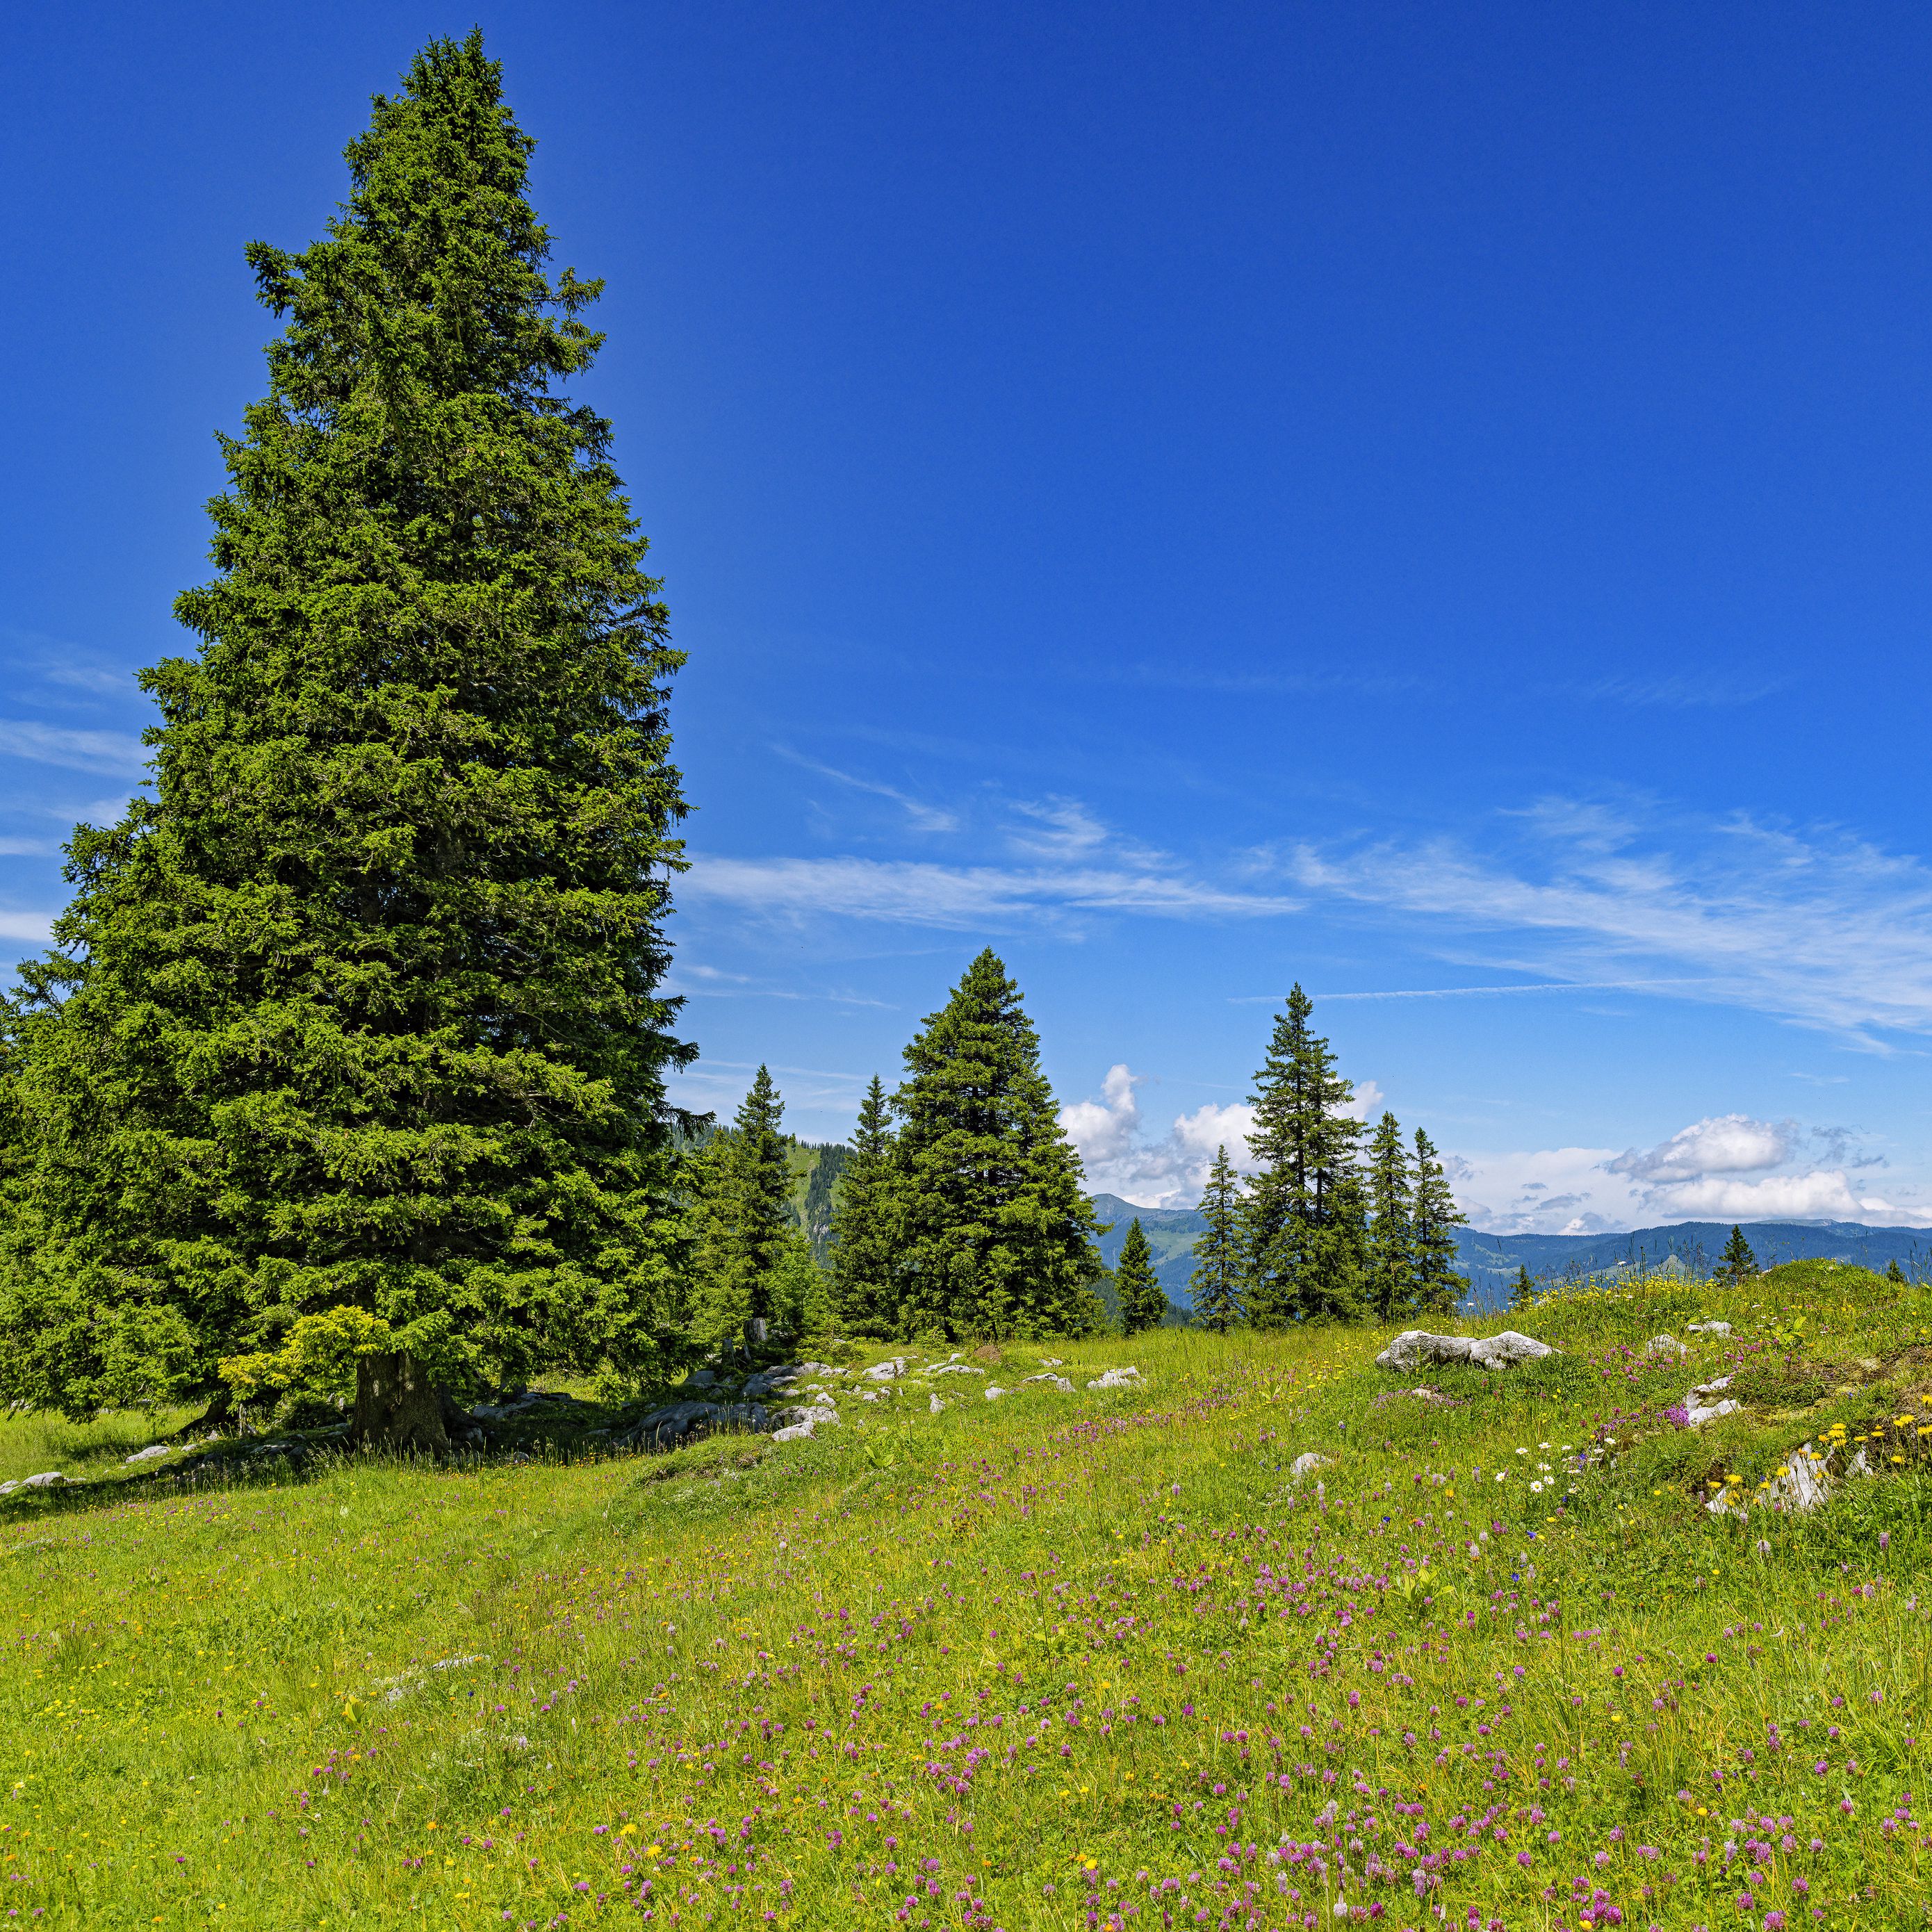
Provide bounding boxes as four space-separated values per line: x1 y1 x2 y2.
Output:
1058 1063 1383 1209
1057 1063 1259 1208
1606 1114 1794 1184
1452 1111 1932 1234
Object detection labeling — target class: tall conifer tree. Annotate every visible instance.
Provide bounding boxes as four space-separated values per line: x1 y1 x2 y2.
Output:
1190 1147 1245 1333
887 951 1104 1341
1114 1219 1168 1335
0 36 692 1436
1364 1111 1416 1323
1409 1129 1467 1318
828 1075 898 1338
1239 985 1366 1326
693 1068 792 1347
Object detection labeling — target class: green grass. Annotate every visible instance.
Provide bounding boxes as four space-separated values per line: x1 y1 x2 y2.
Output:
4 1263 1932 1929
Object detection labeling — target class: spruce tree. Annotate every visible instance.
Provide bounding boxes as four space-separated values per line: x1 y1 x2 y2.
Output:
1509 1265 1537 1312
1888 1257 1909 1286
1364 1111 1416 1323
694 1069 793 1348
1717 1225 1758 1284
1239 985 1366 1326
1190 1146 1245 1333
1409 1129 1467 1318
769 1229 831 1342
0 35 692 1436
828 1076 899 1336
887 950 1103 1341
1115 1218 1168 1335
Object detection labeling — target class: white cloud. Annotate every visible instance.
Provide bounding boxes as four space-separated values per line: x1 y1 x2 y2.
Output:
1606 1113 1793 1184
0 721 147 776
1284 799 1932 1044
1057 1063 1259 1208
773 751 960 833
1058 1063 1387 1209
685 854 1299 930
1450 1111 1932 1234
1007 797 1111 860
0 910 55 944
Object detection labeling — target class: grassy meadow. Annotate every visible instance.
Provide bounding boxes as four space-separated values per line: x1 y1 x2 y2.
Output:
4 1261 1932 1929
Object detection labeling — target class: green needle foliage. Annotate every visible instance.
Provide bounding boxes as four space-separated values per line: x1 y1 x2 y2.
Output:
1718 1224 1760 1285
887 949 1105 1341
1190 1145 1246 1333
0 35 691 1432
828 1075 899 1339
693 1068 794 1348
1409 1128 1466 1317
1364 1110 1416 1323
1241 985 1366 1327
1114 1218 1168 1335
1509 1263 1538 1312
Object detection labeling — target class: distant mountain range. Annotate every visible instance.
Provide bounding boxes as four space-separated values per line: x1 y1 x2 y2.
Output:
1088 1195 1932 1311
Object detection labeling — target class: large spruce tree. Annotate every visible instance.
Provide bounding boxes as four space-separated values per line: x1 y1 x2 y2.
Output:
691 1068 793 1348
1364 1110 1416 1323
828 1075 898 1338
0 36 691 1438
1114 1218 1168 1335
887 950 1104 1341
1409 1129 1467 1317
1189 1146 1245 1333
1239 985 1366 1326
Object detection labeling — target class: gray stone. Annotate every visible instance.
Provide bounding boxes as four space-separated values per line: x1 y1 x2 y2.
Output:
688 1368 717 1389
773 1403 839 1432
123 1445 172 1464
19 1472 68 1489
1021 1373 1074 1392
861 1357 910 1382
1685 1376 1740 1428
1288 1452 1332 1479
1645 1334 1687 1361
1086 1365 1144 1390
1686 1320 1733 1337
928 1394 945 1414
1375 1330 1554 1373
985 1386 1007 1401
743 1361 845 1401
928 1363 985 1377
621 1399 771 1450
1763 1443 1833 1514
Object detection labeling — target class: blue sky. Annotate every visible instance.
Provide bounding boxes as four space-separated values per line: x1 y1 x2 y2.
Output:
6 2 1932 1231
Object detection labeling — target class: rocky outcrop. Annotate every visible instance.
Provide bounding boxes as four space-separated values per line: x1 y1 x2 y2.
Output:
1086 1366 1143 1390
1375 1331 1555 1373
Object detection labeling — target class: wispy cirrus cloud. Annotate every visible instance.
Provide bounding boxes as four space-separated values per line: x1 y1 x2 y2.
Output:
1281 799 1932 1045
0 720 147 776
773 748 961 833
685 841 1299 931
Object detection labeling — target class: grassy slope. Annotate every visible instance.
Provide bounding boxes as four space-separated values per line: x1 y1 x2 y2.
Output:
3 1263 1931 1929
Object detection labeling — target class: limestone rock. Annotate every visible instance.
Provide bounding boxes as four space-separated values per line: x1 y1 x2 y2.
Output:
928 1394 946 1414
1645 1334 1688 1361
1288 1452 1332 1479
1086 1366 1144 1390
1686 1320 1732 1336
985 1386 1008 1401
1022 1373 1074 1392
19 1472 68 1490
1375 1330 1554 1373
861 1357 910 1382
1685 1376 1740 1428
742 1362 844 1402
928 1363 985 1377
123 1445 172 1464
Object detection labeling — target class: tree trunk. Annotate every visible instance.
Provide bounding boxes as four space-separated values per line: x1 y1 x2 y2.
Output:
354 1352 448 1450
